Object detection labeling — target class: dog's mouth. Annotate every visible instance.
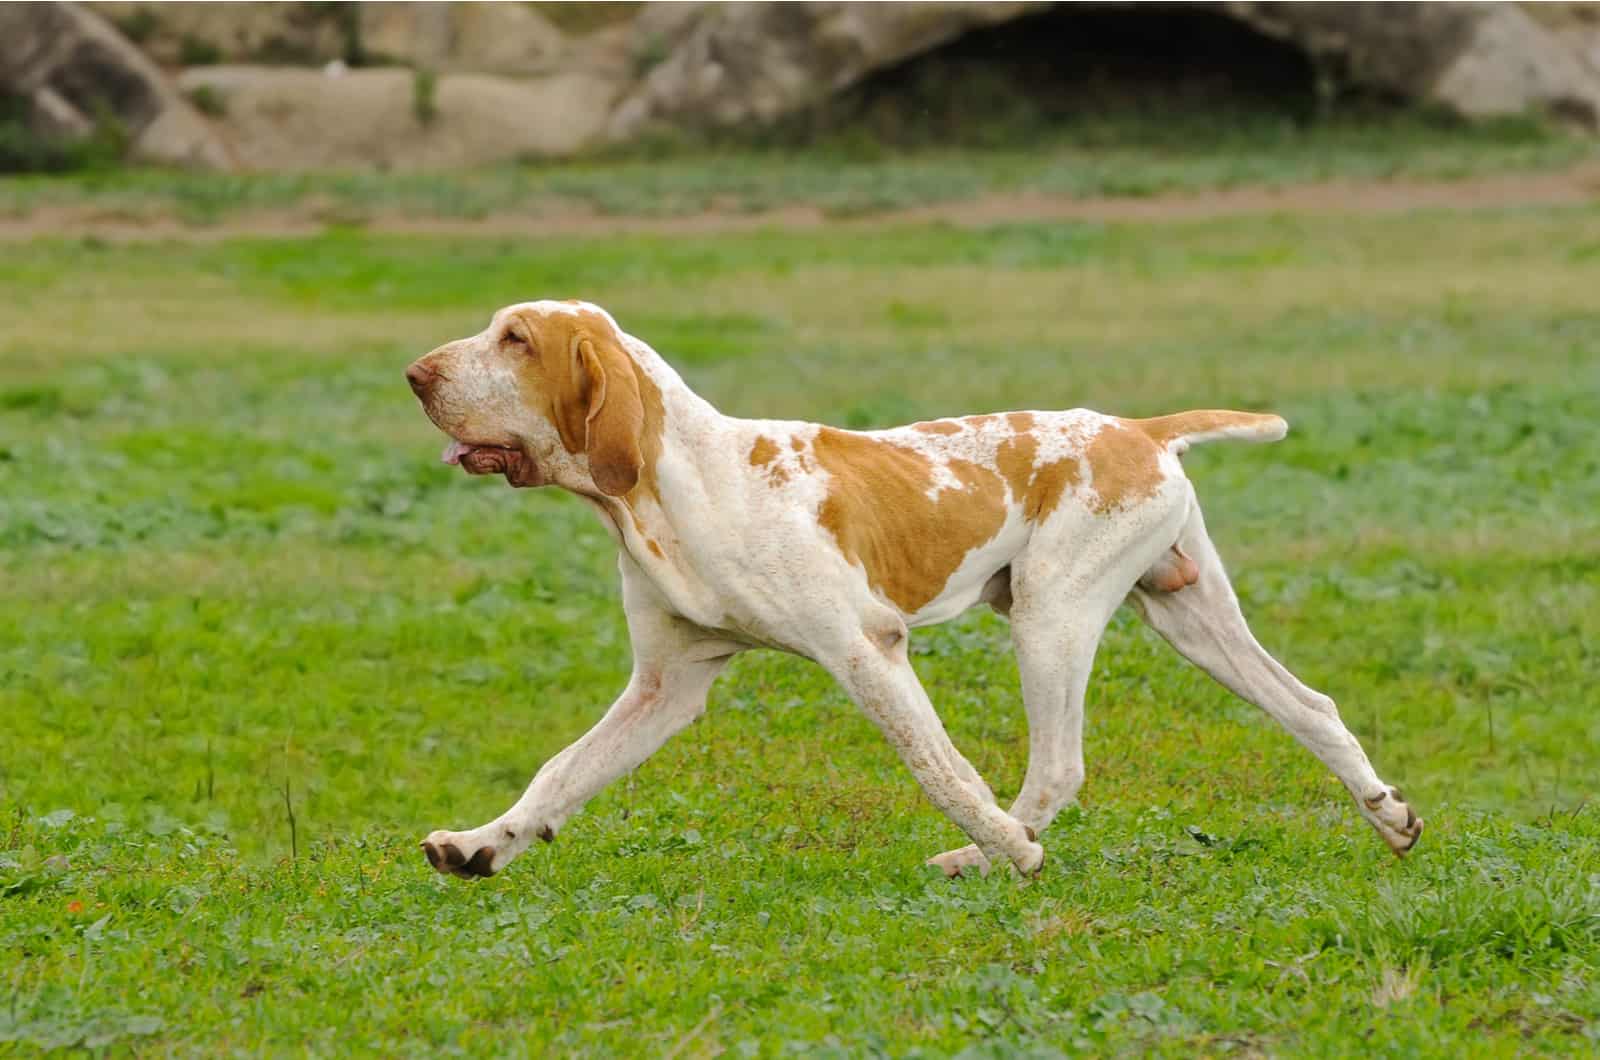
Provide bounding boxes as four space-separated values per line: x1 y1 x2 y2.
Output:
441 439 544 488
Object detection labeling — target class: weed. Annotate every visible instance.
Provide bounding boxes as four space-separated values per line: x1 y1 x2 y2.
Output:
412 67 438 128
186 85 227 118
177 33 223 67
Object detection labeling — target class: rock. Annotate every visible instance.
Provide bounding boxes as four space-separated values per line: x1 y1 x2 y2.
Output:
610 2 1046 140
359 2 569 75
91 2 571 73
90 1 349 66
1219 2 1600 129
177 65 617 170
12 1 1597 174
610 1 1600 139
1427 4 1600 127
0 2 233 168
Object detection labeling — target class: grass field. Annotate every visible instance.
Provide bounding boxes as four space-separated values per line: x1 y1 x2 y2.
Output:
2 195 1598 1054
1 113 1595 226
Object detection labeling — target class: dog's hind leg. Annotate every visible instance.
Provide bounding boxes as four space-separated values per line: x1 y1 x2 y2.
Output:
928 514 1167 878
1128 506 1422 856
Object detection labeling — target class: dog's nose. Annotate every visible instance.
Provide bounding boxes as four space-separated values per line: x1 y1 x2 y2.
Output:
405 360 436 395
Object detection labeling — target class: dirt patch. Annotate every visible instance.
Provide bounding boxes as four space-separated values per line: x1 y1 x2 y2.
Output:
4 162 1598 242
893 161 1600 225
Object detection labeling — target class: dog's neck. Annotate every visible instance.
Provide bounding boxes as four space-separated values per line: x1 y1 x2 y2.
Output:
565 336 735 619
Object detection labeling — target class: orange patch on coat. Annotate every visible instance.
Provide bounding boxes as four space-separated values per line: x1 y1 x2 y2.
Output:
996 431 1082 521
812 428 1006 613
1027 458 1084 520
995 433 1037 499
749 436 780 467
1085 421 1166 512
748 435 791 485
1005 412 1036 433
913 419 962 435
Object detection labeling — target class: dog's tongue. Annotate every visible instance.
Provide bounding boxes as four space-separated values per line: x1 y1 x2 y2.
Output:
441 440 474 466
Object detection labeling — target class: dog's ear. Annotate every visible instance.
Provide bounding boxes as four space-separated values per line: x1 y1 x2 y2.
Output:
574 332 644 497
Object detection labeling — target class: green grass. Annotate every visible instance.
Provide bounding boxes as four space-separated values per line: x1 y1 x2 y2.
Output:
2 203 1599 1054
0 112 1594 224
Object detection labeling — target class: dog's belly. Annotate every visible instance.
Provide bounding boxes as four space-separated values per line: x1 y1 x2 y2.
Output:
904 509 1031 627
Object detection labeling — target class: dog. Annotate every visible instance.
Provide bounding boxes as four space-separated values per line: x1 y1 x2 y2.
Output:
405 300 1421 880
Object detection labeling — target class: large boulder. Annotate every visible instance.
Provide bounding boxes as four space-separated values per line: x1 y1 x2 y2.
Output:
177 65 617 171
609 2 1047 139
359 2 569 76
88 2 349 66
610 1 1600 140
1218 2 1600 128
0 2 233 168
11 1 1597 174
90 2 573 74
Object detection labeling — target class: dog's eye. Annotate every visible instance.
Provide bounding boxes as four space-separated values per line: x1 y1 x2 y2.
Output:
503 331 528 348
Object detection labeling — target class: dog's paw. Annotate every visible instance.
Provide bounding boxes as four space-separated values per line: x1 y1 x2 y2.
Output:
926 844 992 879
1361 788 1423 858
421 829 500 879
927 828 1043 879
1013 835 1045 878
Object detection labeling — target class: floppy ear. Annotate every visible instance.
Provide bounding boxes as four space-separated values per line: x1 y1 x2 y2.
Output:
576 333 644 497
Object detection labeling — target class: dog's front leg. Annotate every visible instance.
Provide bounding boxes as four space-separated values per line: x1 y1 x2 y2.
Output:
422 561 734 880
823 627 1044 876
421 653 727 878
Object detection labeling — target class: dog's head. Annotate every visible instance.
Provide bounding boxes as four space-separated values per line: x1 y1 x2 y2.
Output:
406 300 646 496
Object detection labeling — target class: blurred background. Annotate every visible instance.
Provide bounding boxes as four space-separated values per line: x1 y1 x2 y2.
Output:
2 3 1598 1054
4 2 1600 186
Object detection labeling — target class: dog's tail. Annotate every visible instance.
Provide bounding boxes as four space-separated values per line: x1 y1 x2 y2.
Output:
1126 410 1287 455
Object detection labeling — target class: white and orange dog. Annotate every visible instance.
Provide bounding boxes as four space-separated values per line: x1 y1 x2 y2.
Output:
406 300 1420 880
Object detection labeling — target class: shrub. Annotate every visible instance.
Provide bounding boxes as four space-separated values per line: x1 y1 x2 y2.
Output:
412 68 438 127
178 33 223 66
186 85 227 118
0 94 127 173
111 6 161 45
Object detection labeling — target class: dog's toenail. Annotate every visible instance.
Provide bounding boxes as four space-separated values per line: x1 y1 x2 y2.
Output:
1405 807 1417 829
441 843 466 867
537 825 555 843
1024 825 1037 842
422 842 442 870
1364 791 1388 810
503 828 517 840
1391 788 1405 803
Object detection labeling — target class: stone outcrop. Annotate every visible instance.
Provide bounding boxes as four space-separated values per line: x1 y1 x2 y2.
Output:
6 2 1599 173
177 65 616 171
612 1 1600 140
90 2 575 74
359 2 570 76
1218 2 1600 128
0 1 232 168
89 2 350 67
610 2 1048 139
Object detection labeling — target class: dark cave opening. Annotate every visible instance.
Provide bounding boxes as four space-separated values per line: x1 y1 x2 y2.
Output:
789 7 1334 147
